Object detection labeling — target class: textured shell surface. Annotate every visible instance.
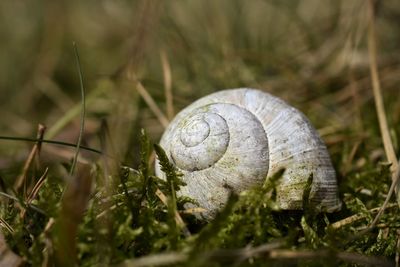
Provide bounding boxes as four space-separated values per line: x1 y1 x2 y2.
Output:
155 88 341 218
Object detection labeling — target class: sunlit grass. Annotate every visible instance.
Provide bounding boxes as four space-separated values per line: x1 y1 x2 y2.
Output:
0 1 399 266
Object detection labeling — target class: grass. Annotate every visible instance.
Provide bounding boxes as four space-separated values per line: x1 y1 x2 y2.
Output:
0 0 400 266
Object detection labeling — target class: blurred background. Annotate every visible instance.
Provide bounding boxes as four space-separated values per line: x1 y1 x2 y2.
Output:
0 0 399 172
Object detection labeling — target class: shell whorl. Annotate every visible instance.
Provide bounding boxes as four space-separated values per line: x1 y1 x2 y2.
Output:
155 88 341 218
170 110 230 171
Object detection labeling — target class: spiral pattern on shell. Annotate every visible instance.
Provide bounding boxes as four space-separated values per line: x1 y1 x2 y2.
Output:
155 88 341 218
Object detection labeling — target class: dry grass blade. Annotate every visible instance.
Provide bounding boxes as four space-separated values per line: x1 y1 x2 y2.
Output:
267 249 394 267
27 167 49 204
0 217 14 234
55 166 92 267
118 242 394 267
330 203 398 230
181 207 208 214
136 82 169 129
160 51 174 120
0 231 23 267
20 167 49 218
367 0 399 200
42 218 55 267
202 241 284 264
155 188 190 237
14 124 46 192
119 252 187 267
118 241 283 267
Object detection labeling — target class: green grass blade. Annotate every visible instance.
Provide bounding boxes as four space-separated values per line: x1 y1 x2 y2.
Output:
69 42 86 176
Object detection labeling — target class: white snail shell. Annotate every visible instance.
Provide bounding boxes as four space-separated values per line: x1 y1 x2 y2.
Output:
155 88 341 217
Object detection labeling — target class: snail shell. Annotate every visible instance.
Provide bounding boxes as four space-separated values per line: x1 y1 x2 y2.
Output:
155 88 341 217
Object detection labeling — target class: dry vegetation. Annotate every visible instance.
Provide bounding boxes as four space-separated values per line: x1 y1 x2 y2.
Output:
0 0 399 266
